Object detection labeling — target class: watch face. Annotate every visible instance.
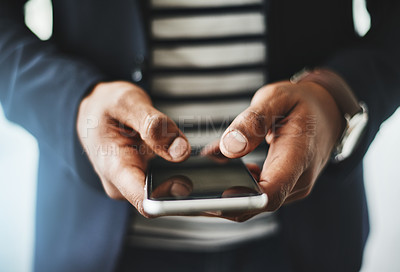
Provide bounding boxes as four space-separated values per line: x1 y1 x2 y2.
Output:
333 103 368 162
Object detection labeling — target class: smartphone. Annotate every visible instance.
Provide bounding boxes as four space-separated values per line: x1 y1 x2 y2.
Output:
143 156 268 216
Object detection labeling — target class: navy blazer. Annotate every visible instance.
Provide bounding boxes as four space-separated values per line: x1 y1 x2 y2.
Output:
1 0 399 271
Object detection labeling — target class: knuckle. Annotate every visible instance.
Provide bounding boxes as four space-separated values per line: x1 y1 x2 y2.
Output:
268 197 283 212
270 85 289 97
251 84 295 124
113 88 133 110
299 184 313 198
262 84 292 101
142 113 168 140
111 85 152 120
237 110 267 136
106 189 124 200
132 195 146 216
102 181 124 200
290 182 313 201
301 188 312 198
264 182 291 212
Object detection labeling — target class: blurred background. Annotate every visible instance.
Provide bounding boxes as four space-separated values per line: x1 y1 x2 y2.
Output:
1 0 399 271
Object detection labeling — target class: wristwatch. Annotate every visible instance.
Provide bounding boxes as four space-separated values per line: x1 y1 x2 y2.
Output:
291 68 369 162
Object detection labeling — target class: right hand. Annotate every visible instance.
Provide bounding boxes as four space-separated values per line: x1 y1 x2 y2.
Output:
77 81 190 216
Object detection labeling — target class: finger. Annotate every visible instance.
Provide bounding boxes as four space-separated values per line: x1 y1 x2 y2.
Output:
246 163 261 180
112 164 148 216
200 140 229 163
283 175 314 204
229 213 258 223
111 89 191 162
283 188 311 205
101 179 125 200
203 210 259 223
151 175 193 199
220 85 297 158
95 141 151 216
258 112 311 211
131 108 190 162
201 145 261 178
258 147 304 211
222 186 259 198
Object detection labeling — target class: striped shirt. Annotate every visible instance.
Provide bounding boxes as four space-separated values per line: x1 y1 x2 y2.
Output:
127 0 278 251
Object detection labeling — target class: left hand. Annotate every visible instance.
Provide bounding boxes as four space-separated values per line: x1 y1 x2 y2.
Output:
204 80 345 221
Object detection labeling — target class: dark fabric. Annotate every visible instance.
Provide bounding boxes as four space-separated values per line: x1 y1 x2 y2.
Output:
35 145 130 272
116 234 291 272
0 0 399 271
279 162 369 272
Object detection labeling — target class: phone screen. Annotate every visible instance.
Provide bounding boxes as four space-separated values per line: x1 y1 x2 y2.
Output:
148 156 262 201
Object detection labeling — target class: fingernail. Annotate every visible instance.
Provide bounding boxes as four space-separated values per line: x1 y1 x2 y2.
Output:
222 130 247 154
168 137 189 159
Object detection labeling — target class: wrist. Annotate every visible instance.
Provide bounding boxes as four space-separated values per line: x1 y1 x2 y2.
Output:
291 68 361 117
300 80 346 142
291 68 368 162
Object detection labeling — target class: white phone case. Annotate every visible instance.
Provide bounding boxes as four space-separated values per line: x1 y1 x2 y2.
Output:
143 175 268 216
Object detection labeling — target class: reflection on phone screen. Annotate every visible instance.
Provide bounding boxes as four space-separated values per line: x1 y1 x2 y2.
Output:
148 156 261 200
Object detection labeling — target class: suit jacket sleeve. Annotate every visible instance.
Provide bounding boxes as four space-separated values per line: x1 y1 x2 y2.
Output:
323 0 400 173
0 0 106 191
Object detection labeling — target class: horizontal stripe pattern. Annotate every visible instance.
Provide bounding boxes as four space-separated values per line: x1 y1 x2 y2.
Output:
149 0 267 100
150 0 263 9
128 0 273 251
155 98 250 124
152 71 265 97
152 42 266 68
152 12 265 39
128 212 278 251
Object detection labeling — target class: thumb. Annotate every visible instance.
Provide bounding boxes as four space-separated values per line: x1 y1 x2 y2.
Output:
220 85 297 158
220 108 269 158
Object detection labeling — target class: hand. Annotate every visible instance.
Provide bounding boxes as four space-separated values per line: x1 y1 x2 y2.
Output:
205 80 344 219
77 81 190 216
